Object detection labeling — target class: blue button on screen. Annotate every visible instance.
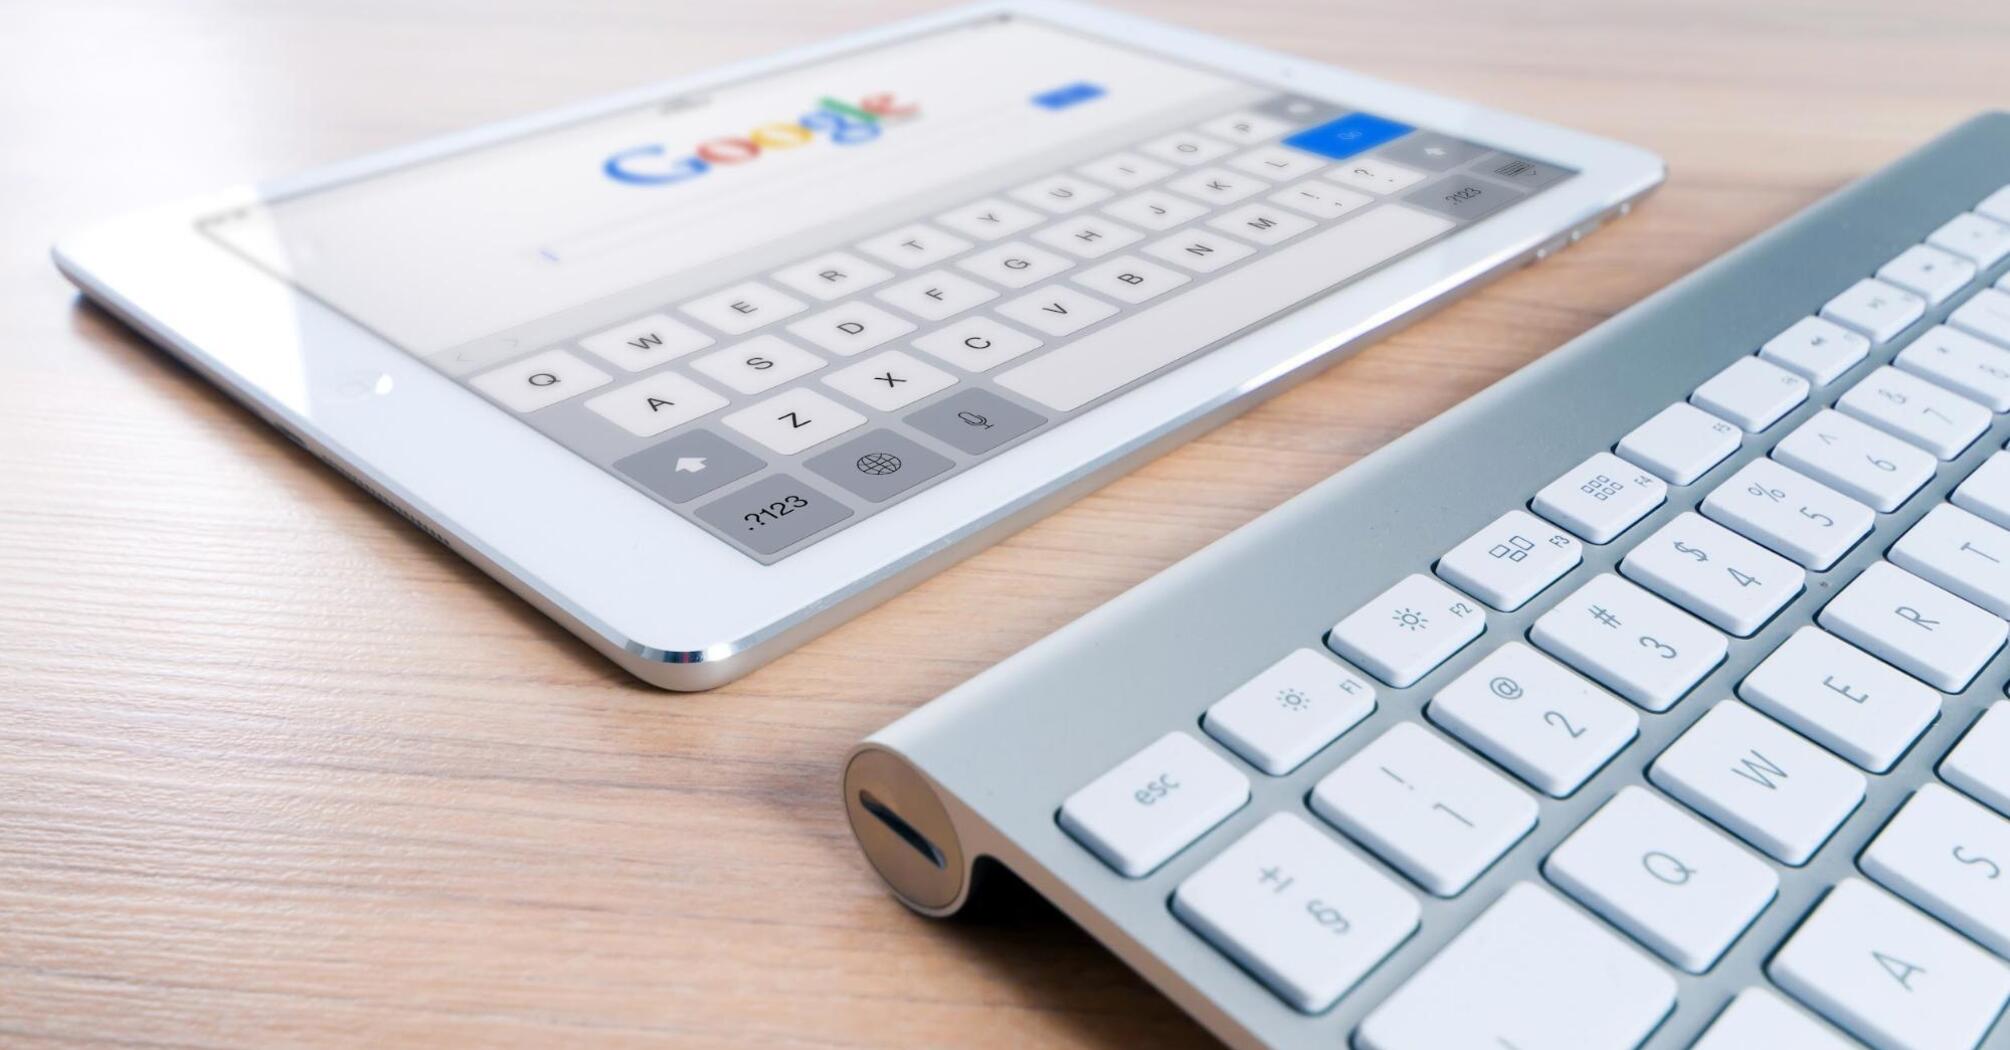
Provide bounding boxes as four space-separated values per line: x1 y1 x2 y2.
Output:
1283 113 1415 160
1032 82 1106 110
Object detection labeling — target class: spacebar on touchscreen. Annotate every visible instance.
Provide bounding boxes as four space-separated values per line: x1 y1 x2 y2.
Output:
994 204 1456 413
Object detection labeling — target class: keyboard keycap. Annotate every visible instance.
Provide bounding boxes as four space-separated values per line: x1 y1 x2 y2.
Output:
1201 648 1375 776
1770 878 2010 1050
1268 180 1371 220
1689 355 1810 432
688 334 825 395
1615 401 1742 485
785 301 915 356
1325 573 1486 688
769 250 892 302
1031 215 1143 259
1071 255 1190 305
1861 783 2010 957
1205 203 1315 246
1702 458 1874 570
820 351 955 412
1821 277 1927 343
1309 722 1537 896
1927 211 2010 267
1620 511 1805 636
1760 315 1870 386
1101 189 1208 232
1531 572 1727 712
1140 230 1256 275
932 197 1043 241
1693 988 1855 1050
1837 365 1990 460
1530 451 1668 544
1074 151 1172 191
855 223 974 270
1739 626 1939 772
1890 503 2010 619
955 241 1073 289
1952 450 2010 529
1197 111 1290 145
1009 172 1114 214
1139 130 1235 167
1544 786 1777 972
1356 882 1676 1050
1166 166 1268 206
577 312 714 371
911 316 1044 373
1433 508 1582 612
1773 408 1935 512
470 348 611 412
1819 561 2007 692
1170 813 1418 1013
582 371 729 436
1650 699 1866 864
1943 701 2010 818
1057 731 1249 877
721 387 866 455
680 280 807 334
1877 243 1977 304
875 270 998 321
1980 184 2010 225
1325 156 1427 195
1228 145 1324 181
1426 641 1638 797
1950 287 2010 349
1895 325 2010 411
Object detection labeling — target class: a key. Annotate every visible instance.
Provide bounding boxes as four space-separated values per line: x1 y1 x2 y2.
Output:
1770 878 2010 1050
1820 277 1927 343
1772 408 1935 513
1530 451 1668 544
1943 702 2010 818
1170 813 1419 1013
1950 287 2010 349
1689 355 1810 432
1100 189 1207 232
1530 572 1727 712
1649 699 1865 864
1544 786 1778 972
1201 649 1375 776
1308 722 1537 896
1836 365 1990 460
1890 503 2010 619
1877 243 1977 304
1738 626 1939 772
1167 168 1266 208
1981 185 2010 226
1619 511 1804 636
1952 450 2010 529
1895 324 2010 411
875 270 998 321
1070 255 1190 305
1056 731 1249 877
1928 211 2010 268
1693 988 1855 1050
1615 401 1742 485
1433 509 1582 612
1325 574 1486 687
1760 315 1871 386
1701 458 1874 570
1355 882 1676 1050
1861 783 2010 957
1818 561 2007 692
1426 642 1638 797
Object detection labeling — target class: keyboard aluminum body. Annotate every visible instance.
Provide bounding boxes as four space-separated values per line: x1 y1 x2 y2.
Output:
845 112 2010 1048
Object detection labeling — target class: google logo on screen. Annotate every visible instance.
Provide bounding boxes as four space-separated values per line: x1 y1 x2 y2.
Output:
604 93 919 186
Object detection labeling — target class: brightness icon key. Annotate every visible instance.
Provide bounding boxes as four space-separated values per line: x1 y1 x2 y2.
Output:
1328 574 1486 688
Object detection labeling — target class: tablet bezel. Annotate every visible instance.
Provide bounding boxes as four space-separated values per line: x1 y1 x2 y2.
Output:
53 0 1664 688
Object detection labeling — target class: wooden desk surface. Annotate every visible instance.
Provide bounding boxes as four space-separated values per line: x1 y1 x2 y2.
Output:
4 1 2003 1045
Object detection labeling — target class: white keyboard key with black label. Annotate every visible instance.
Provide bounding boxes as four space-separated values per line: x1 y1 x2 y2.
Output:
770 250 892 302
1171 813 1418 1013
1770 878 2010 1050
1032 215 1142 259
1615 401 1742 484
1820 277 1927 343
933 197 1043 241
680 280 807 334
1166 167 1268 206
1426 641 1637 797
1309 722 1537 896
1951 287 2010 348
875 270 997 321
1928 210 2010 267
1896 324 2010 411
1953 450 2010 529
578 312 713 371
1693 988 1855 1050
1877 243 1977 304
1837 365 1991 460
1530 572 1727 712
820 351 954 412
1943 702 2010 817
1690 355 1810 432
688 334 824 395
1071 255 1190 305
1544 786 1777 972
1760 315 1871 386
1205 203 1315 246
1057 731 1249 878
1102 189 1208 232
857 224 973 270
1141 230 1255 275
471 348 611 412
1197 111 1289 146
1649 699 1866 865
785 301 914 356
583 371 729 437
1433 508 1582 612
1325 573 1486 688
1861 783 2010 957
722 387 865 455
1891 503 2010 619
1010 173 1113 214
955 241 1073 289
1268 180 1371 220
1356 882 1676 1050
1531 451 1668 544
1202 648 1375 776
1819 561 2007 692
1228 145 1323 181
1774 408 1936 512
1140 131 1234 167
1739 626 1939 772
911 317 1043 373
994 286 1118 337
1701 457 1874 570
1620 511 1804 636
1075 151 1172 191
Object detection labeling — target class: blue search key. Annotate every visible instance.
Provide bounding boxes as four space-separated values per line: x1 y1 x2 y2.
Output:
1032 82 1106 110
1283 113 1414 160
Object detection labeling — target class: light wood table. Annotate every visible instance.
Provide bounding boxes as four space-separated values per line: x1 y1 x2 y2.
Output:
4 2 2002 1045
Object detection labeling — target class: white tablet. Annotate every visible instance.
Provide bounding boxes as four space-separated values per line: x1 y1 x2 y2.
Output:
54 1 1662 690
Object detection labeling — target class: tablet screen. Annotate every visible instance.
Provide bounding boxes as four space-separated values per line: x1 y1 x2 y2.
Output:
204 14 1575 560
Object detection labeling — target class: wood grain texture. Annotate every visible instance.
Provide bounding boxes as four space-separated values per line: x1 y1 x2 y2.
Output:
3 0 2005 1045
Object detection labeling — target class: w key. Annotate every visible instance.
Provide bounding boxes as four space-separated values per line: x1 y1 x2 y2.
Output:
1621 511 1804 635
